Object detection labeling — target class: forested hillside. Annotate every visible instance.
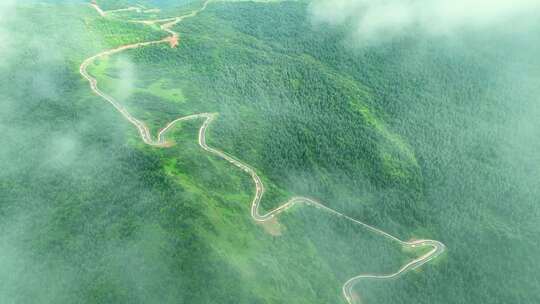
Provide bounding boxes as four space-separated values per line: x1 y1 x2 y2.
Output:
1 0 538 304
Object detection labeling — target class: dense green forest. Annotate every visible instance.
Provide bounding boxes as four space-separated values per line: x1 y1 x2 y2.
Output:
1 0 539 303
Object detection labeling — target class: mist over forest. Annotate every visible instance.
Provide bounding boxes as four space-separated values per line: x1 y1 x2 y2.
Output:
1 0 539 303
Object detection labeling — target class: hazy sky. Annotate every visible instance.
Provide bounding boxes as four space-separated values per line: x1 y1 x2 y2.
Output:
310 0 540 45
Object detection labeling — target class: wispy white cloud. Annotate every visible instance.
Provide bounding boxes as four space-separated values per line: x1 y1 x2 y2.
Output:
0 0 16 63
114 57 136 102
310 0 540 45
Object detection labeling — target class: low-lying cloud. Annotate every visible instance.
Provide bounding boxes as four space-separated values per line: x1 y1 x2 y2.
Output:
0 0 16 63
110 56 137 102
310 0 540 45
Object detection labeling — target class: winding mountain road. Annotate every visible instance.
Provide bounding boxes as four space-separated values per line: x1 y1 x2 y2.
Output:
81 1 446 303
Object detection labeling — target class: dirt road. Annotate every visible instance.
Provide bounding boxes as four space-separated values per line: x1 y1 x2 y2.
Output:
82 2 446 303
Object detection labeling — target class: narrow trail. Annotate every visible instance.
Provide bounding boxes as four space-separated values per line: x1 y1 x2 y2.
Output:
81 1 446 303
